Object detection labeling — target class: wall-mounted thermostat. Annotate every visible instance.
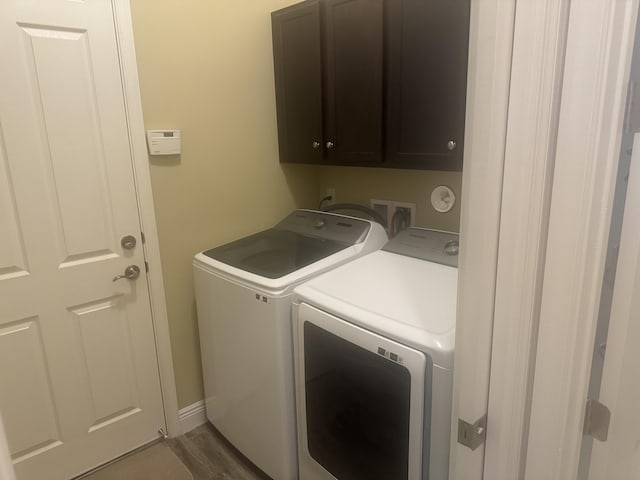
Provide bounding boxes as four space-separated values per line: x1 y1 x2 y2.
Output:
146 130 181 155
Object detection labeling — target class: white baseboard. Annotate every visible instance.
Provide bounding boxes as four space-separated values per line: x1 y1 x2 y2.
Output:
178 400 207 435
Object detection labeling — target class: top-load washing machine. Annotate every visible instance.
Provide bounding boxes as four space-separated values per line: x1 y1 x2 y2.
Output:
192 209 387 480
292 227 459 480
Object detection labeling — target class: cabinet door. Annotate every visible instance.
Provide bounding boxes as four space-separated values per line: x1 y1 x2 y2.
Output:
385 0 470 171
323 0 383 165
272 1 323 164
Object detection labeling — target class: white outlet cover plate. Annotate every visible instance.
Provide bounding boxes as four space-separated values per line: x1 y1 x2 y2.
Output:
431 185 456 213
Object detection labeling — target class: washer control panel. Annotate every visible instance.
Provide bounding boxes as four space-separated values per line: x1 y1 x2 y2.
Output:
274 209 372 245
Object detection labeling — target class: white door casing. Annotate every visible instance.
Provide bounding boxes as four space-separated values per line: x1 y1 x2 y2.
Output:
483 0 570 478
587 134 640 479
0 0 167 478
110 0 180 438
449 0 515 478
524 0 639 478
0 413 15 480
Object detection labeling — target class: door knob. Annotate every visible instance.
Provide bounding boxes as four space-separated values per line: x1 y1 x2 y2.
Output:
113 265 141 282
326 141 335 149
312 141 321 149
121 235 137 250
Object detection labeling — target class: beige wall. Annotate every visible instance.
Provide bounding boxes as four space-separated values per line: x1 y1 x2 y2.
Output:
130 0 317 408
319 167 462 233
130 0 462 409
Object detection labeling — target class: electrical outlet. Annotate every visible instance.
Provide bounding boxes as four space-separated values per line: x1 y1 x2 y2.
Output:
325 187 336 205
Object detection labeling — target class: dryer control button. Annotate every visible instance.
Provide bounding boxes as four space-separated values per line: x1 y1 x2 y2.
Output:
444 240 459 256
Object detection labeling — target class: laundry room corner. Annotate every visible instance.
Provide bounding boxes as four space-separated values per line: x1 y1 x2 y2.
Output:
128 0 320 411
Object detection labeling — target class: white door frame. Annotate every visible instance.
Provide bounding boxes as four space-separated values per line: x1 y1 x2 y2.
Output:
0 413 15 480
588 133 640 479
455 0 639 478
524 0 639 479
482 0 570 478
112 0 181 437
449 1 515 478
453 0 572 477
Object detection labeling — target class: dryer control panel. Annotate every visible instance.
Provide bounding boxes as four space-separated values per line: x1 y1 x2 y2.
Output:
383 227 459 267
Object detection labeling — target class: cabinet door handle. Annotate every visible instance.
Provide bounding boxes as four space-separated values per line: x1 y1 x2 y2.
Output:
312 141 321 149
447 140 457 151
326 141 335 149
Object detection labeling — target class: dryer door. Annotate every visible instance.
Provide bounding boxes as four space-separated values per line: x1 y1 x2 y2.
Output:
295 303 429 480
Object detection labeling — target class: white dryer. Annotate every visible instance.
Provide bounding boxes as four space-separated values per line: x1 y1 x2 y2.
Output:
292 228 459 480
193 209 387 480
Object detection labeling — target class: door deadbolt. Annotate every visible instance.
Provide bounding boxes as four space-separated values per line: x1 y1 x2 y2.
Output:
121 235 137 250
113 265 141 282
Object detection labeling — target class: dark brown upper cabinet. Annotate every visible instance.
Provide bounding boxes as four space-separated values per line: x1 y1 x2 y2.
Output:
271 0 470 171
271 1 323 164
385 0 470 171
323 0 383 165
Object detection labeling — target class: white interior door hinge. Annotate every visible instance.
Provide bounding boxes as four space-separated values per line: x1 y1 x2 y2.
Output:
584 398 610 442
457 413 487 450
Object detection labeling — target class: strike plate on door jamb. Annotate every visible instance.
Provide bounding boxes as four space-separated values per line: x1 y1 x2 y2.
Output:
457 413 487 450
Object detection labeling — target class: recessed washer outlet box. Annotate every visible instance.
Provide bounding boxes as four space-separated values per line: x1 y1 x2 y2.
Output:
370 199 416 230
371 200 390 226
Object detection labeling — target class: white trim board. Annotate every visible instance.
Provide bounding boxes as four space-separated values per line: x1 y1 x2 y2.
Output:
0 414 15 480
588 133 640 478
483 0 570 478
449 1 515 478
112 0 181 437
525 0 639 478
178 401 208 434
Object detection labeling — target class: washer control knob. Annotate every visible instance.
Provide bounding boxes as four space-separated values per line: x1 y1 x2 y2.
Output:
313 217 327 229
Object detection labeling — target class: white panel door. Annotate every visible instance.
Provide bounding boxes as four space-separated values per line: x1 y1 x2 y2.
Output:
0 1 165 479
587 133 640 479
